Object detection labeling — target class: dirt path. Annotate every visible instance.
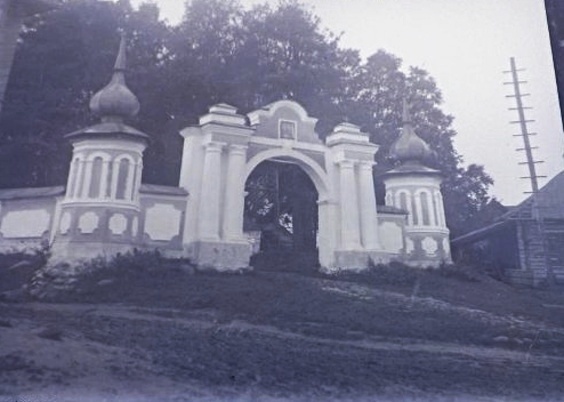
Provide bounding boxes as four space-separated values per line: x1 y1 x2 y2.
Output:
16 302 563 365
1 301 564 401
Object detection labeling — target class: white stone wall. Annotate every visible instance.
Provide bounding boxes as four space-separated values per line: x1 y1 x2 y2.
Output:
138 189 188 252
143 203 182 242
378 219 405 254
0 194 60 253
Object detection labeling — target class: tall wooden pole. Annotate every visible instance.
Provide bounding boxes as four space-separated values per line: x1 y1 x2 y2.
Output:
505 57 544 193
504 57 554 287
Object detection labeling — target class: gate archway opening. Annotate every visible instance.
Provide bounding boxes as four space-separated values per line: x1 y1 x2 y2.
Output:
244 158 320 270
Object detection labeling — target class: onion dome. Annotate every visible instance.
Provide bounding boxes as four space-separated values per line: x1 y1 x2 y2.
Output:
89 34 140 122
389 99 433 164
65 34 148 143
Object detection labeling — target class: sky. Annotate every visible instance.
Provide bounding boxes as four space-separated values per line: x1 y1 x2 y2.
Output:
130 0 564 206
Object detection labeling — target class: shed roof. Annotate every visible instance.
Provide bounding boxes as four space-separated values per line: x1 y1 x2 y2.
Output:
499 171 564 221
452 171 564 245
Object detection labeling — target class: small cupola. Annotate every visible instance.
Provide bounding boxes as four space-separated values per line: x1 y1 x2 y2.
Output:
66 34 148 143
389 99 433 165
89 34 140 123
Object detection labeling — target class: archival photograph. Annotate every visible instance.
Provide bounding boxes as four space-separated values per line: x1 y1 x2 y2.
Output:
0 0 563 400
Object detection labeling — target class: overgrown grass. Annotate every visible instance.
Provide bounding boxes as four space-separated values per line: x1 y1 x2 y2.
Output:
0 248 553 351
68 249 195 296
44 252 563 351
323 260 482 291
0 243 50 292
3 251 564 399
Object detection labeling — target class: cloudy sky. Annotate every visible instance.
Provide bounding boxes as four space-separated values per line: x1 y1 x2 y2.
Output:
130 0 563 205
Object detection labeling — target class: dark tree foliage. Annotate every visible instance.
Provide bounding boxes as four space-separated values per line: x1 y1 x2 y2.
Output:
0 0 171 185
0 0 493 235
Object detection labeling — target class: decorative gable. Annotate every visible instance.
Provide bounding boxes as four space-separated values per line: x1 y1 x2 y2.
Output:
247 100 322 144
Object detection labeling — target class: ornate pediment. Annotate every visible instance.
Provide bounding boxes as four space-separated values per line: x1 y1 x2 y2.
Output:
247 100 322 144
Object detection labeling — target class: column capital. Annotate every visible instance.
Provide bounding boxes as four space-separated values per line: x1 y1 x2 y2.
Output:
358 160 376 171
204 141 225 153
227 144 248 154
337 159 356 169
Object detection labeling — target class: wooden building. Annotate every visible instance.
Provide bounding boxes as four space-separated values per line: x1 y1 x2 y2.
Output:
452 171 564 287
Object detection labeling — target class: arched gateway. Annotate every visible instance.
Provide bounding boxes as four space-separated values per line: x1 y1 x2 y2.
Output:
0 36 451 274
179 100 385 271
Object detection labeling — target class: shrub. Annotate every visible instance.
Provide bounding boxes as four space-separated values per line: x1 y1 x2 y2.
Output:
78 249 166 278
66 249 197 296
327 260 483 287
0 242 51 292
433 262 482 283
329 260 423 287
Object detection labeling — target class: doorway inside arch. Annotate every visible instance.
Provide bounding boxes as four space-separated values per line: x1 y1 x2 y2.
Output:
244 159 319 270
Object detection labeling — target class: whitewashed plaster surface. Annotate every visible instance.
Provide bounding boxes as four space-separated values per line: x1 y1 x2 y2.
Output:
0 209 51 238
109 213 128 235
379 222 403 253
422 237 438 255
78 212 99 234
145 203 181 241
405 238 415 254
59 212 71 234
132 216 139 237
443 238 450 254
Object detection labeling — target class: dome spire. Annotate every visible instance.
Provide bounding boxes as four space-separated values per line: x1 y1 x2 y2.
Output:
402 97 412 124
114 32 127 72
89 34 140 123
389 98 433 165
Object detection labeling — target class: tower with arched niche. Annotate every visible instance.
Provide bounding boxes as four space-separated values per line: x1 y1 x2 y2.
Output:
50 36 148 262
179 100 385 271
381 101 451 266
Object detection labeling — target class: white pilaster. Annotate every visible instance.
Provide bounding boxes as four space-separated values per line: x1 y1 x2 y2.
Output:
66 158 78 198
414 192 423 227
110 159 119 199
100 159 109 200
437 191 447 228
431 191 439 226
358 161 380 250
404 192 414 226
198 141 224 240
422 191 434 227
81 160 94 199
125 159 135 201
222 144 248 241
338 160 361 249
134 162 143 203
317 198 338 268
385 191 393 207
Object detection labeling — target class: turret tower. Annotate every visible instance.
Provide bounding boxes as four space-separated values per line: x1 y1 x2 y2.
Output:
381 100 451 265
50 35 149 262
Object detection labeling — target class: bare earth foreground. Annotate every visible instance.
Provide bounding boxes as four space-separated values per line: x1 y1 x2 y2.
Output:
1 259 564 401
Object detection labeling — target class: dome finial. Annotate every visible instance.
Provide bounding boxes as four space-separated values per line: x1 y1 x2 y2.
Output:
115 32 127 72
89 33 140 122
402 97 412 124
389 97 433 165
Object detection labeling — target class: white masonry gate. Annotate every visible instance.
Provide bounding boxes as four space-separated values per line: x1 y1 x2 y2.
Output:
178 100 386 270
